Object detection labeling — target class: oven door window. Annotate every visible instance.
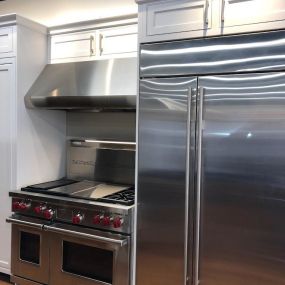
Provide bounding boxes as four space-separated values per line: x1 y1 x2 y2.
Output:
20 231 40 265
62 241 113 284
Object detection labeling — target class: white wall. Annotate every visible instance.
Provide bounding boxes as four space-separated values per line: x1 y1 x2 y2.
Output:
0 0 137 27
16 25 67 187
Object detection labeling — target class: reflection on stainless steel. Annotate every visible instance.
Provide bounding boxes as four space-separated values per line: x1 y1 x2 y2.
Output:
138 29 285 285
140 30 285 77
25 58 137 110
141 37 285 55
198 73 285 285
137 77 197 285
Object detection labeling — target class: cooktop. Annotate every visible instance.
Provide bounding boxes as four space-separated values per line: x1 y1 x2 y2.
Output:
22 179 135 206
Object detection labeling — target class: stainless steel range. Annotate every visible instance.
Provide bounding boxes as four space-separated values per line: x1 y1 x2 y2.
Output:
7 140 135 285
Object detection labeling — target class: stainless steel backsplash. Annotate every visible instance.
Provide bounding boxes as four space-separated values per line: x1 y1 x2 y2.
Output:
66 112 136 142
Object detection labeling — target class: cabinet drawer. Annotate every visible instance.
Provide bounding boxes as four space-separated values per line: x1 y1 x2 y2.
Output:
146 0 211 36
50 32 96 60
0 27 14 55
222 0 285 27
99 25 138 56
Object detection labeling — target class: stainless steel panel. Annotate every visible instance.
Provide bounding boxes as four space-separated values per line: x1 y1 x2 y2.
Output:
67 140 135 184
140 30 285 77
25 58 137 110
198 72 285 285
66 112 136 142
137 77 197 285
10 194 134 234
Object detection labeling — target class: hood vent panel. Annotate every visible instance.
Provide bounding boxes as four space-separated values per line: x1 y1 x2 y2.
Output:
25 58 137 111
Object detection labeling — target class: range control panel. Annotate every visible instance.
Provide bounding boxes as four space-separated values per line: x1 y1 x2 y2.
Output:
11 197 132 234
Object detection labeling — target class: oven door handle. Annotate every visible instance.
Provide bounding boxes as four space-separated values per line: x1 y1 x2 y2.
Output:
6 216 44 229
44 225 128 247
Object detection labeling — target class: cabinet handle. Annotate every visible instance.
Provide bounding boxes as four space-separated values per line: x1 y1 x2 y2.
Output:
90 35 95 56
205 0 210 26
221 0 226 23
99 34 104 55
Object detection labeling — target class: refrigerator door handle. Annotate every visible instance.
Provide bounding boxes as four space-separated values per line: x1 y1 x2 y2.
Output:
185 86 194 284
194 86 204 285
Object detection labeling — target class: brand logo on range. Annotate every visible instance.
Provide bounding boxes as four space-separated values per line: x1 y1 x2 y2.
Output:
72 160 95 166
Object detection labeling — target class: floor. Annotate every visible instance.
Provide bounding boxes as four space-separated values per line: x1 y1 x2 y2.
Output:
0 274 10 285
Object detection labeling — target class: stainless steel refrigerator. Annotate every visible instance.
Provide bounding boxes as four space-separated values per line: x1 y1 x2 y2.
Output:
137 30 285 285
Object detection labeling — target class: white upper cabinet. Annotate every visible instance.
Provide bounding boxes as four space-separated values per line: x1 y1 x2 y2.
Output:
98 25 138 57
137 0 285 42
146 0 211 36
0 27 14 56
49 18 138 63
221 0 285 28
138 0 216 42
50 31 96 60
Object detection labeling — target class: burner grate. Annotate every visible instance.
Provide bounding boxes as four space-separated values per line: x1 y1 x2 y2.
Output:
98 189 135 206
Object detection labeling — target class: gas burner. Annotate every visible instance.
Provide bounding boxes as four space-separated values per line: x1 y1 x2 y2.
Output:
99 189 135 206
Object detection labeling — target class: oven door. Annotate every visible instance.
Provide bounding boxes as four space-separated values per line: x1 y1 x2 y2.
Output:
45 223 130 285
6 215 49 284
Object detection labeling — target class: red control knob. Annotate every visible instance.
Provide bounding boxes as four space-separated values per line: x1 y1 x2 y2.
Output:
113 217 123 228
19 202 31 211
72 213 83 224
44 209 54 220
12 201 20 211
34 206 42 214
102 216 113 226
34 205 46 215
93 215 102 225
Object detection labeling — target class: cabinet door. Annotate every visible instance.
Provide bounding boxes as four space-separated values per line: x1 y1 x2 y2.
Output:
0 61 15 274
0 27 14 55
50 32 96 60
99 25 137 56
222 0 285 27
146 0 212 36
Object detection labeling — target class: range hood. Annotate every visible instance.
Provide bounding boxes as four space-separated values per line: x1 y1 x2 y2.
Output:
25 58 137 111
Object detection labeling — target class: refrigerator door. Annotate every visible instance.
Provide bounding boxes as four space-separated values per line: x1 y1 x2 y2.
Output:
197 72 285 285
137 77 197 285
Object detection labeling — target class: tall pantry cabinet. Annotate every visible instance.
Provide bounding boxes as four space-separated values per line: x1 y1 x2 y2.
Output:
0 15 66 274
0 56 15 275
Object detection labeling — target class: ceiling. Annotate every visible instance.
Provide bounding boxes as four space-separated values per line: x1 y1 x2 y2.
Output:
0 0 138 27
